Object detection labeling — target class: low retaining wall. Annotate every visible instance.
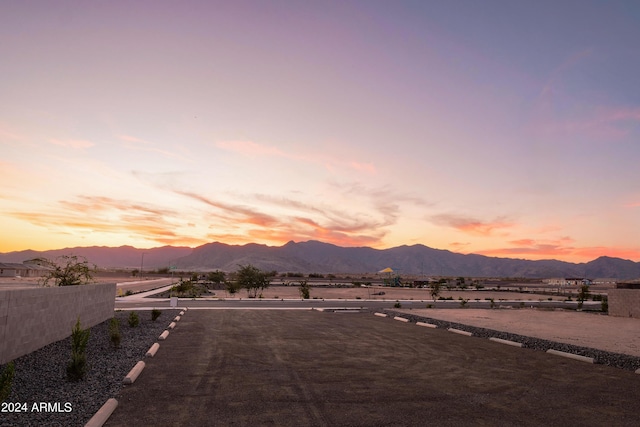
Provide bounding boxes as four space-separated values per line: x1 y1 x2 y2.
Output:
0 283 115 364
608 289 640 318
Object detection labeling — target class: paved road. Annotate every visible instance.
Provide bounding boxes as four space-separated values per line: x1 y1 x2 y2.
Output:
106 310 640 427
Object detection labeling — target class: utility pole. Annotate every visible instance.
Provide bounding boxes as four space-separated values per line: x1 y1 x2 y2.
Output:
140 252 146 280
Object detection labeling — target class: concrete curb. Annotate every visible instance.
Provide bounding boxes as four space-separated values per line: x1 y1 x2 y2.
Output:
146 342 160 358
174 315 181 322
84 398 118 427
546 349 594 364
123 361 146 385
448 328 473 337
393 316 409 323
374 312 388 317
489 337 523 348
416 321 437 329
168 321 176 330
635 368 640 375
158 330 169 340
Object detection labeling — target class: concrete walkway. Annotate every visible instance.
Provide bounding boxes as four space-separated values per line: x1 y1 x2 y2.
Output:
106 310 640 426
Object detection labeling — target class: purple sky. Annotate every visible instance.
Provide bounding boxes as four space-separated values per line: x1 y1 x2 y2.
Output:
2 1 639 262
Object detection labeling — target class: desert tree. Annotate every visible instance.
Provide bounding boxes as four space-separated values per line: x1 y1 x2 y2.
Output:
207 270 226 284
39 255 96 287
235 264 272 298
430 281 442 301
298 280 310 299
577 284 590 309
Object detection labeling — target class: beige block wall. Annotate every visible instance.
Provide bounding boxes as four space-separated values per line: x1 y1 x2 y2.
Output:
0 283 115 364
608 289 640 318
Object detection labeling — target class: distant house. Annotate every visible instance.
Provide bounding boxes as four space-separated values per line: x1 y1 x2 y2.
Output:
544 278 591 287
0 262 53 278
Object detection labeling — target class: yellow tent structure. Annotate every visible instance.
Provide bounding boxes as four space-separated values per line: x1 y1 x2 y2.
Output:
378 267 394 273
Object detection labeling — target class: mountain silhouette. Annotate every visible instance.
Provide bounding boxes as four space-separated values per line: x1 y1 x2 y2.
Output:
3 240 638 279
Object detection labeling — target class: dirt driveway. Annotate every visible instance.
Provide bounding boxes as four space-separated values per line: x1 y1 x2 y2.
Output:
106 310 640 427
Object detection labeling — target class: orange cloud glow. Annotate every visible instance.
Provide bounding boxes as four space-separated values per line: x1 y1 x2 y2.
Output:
476 235 640 262
431 214 514 236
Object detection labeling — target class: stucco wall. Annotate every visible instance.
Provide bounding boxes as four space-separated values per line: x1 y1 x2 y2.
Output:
608 289 640 318
0 283 115 364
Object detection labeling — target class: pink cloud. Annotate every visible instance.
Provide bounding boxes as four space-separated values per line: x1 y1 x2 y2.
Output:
349 161 376 174
49 138 94 149
431 214 514 236
216 140 377 175
118 134 148 144
216 140 294 159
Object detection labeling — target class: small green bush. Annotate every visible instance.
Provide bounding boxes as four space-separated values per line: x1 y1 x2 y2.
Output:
151 308 161 321
601 296 608 313
0 361 15 402
128 311 140 328
67 317 89 382
109 318 121 348
393 301 401 308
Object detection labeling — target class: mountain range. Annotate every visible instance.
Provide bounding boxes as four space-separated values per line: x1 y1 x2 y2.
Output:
1 240 639 279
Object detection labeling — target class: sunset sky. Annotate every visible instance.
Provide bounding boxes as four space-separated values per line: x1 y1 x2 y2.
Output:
2 1 639 262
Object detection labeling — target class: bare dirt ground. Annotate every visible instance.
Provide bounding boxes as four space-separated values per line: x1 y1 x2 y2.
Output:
106 310 640 427
396 308 640 357
209 285 570 302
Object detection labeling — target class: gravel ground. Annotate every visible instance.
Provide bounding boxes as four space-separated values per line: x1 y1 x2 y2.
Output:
384 309 640 371
1 309 179 427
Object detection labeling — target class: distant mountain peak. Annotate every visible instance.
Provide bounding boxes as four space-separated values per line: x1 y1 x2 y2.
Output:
1 240 638 279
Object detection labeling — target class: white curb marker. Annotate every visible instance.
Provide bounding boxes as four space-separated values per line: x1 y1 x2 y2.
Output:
393 316 409 323
546 349 594 364
158 330 169 340
146 342 160 358
448 328 473 336
489 337 523 348
84 398 118 427
374 312 388 317
123 361 146 385
416 322 437 329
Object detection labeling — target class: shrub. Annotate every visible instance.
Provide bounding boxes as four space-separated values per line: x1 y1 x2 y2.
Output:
459 299 468 308
393 301 401 308
67 317 89 382
109 317 121 348
151 309 161 321
601 296 608 313
0 361 15 402
125 290 133 296
299 280 310 299
128 311 140 328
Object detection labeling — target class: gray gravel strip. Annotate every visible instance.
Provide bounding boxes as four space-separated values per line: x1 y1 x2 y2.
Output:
383 309 640 372
0 309 179 427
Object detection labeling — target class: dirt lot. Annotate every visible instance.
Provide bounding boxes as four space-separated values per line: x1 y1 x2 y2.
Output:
397 308 640 357
106 310 640 427
205 284 570 302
